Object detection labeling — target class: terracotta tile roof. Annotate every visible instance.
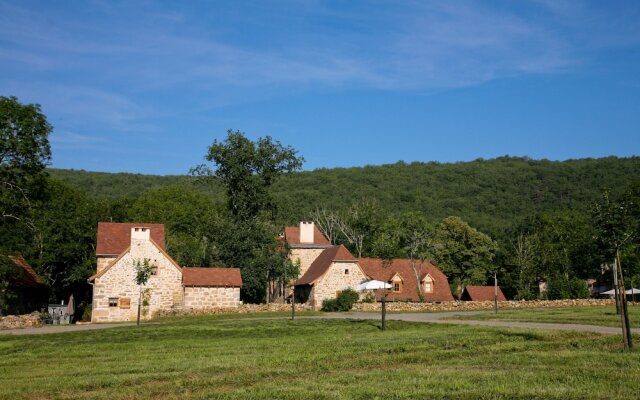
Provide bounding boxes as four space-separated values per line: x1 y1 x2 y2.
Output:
358 258 454 302
284 225 331 247
7 255 46 288
96 222 165 255
183 267 242 287
295 245 356 285
461 285 507 301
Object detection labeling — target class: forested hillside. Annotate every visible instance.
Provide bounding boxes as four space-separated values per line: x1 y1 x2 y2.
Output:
51 156 640 237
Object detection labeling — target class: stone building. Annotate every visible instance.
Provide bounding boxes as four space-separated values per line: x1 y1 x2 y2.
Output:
89 222 242 322
358 258 454 302
283 221 332 277
292 244 368 308
285 221 455 308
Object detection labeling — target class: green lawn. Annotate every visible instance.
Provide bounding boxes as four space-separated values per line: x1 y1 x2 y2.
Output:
1 315 639 399
449 304 640 328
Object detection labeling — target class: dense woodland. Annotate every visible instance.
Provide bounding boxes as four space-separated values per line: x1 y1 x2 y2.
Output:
2 96 640 316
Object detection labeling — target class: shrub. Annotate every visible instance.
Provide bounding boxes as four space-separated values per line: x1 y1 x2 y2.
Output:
321 289 360 312
547 276 590 300
82 305 92 322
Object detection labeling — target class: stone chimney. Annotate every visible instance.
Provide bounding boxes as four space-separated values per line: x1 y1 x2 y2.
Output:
299 221 315 244
131 227 150 243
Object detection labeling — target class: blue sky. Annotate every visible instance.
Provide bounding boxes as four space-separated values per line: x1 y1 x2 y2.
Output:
1 1 639 175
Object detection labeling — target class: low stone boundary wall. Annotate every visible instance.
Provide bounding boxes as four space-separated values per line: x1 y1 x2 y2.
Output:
154 302 313 318
0 312 43 330
154 299 614 318
352 299 615 312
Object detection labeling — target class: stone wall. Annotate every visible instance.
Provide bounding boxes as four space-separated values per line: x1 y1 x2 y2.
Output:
96 256 116 274
0 312 42 329
352 298 615 312
312 261 367 308
184 287 241 308
154 302 313 318
290 248 325 278
92 238 184 323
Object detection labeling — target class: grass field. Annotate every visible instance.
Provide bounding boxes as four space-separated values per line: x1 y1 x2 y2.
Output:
449 305 640 328
1 314 640 399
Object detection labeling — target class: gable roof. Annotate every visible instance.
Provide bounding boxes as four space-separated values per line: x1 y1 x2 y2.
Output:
358 258 454 302
96 222 165 256
295 245 356 285
461 285 507 301
89 238 181 282
7 255 47 288
183 267 242 287
283 225 331 247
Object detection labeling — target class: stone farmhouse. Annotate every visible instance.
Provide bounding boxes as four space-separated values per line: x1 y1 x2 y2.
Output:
89 222 242 322
284 222 454 308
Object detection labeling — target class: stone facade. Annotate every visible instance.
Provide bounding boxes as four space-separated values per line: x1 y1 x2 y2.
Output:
184 287 241 308
92 237 183 323
311 260 367 307
96 256 116 274
290 248 326 278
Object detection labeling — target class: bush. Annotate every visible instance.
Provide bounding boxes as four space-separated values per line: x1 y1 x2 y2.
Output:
547 276 590 300
82 305 92 322
321 289 359 312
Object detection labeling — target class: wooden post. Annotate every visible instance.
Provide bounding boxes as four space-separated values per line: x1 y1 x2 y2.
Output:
381 291 386 331
136 285 141 326
616 251 633 350
291 285 295 320
494 272 498 314
613 261 621 315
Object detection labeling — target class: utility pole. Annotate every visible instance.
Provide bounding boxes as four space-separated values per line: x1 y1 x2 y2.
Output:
291 286 295 320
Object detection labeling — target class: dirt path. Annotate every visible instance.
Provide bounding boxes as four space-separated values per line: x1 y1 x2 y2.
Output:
324 311 640 335
0 322 138 336
1 311 637 336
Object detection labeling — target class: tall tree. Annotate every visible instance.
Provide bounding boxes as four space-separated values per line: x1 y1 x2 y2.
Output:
192 130 304 303
433 216 498 297
0 96 52 242
192 130 303 222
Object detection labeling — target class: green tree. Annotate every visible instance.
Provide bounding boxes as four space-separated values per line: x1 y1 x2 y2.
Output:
433 216 498 297
1 96 52 256
192 130 304 303
192 130 303 222
128 185 223 267
133 258 152 326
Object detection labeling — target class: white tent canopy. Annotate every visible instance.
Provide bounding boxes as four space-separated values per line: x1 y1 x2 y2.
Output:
358 280 391 291
600 288 640 295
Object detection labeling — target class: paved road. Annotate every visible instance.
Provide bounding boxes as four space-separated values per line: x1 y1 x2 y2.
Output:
1 311 638 336
324 311 640 336
0 322 138 336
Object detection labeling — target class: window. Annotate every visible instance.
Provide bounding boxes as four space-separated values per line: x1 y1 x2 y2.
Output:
423 276 433 293
108 297 118 307
344 268 349 275
150 266 158 276
119 298 131 309
393 282 401 292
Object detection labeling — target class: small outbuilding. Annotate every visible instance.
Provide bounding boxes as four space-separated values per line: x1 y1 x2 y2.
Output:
2 255 49 315
461 285 507 302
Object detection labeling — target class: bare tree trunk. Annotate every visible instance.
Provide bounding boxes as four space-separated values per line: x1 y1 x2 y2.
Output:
616 251 633 350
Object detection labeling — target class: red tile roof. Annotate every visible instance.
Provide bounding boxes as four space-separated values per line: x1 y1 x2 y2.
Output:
183 267 242 287
96 222 165 255
358 258 454 302
461 285 507 301
284 225 331 246
7 255 46 288
295 245 356 285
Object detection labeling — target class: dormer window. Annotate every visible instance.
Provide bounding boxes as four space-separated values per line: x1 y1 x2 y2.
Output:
390 273 403 292
423 276 434 293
